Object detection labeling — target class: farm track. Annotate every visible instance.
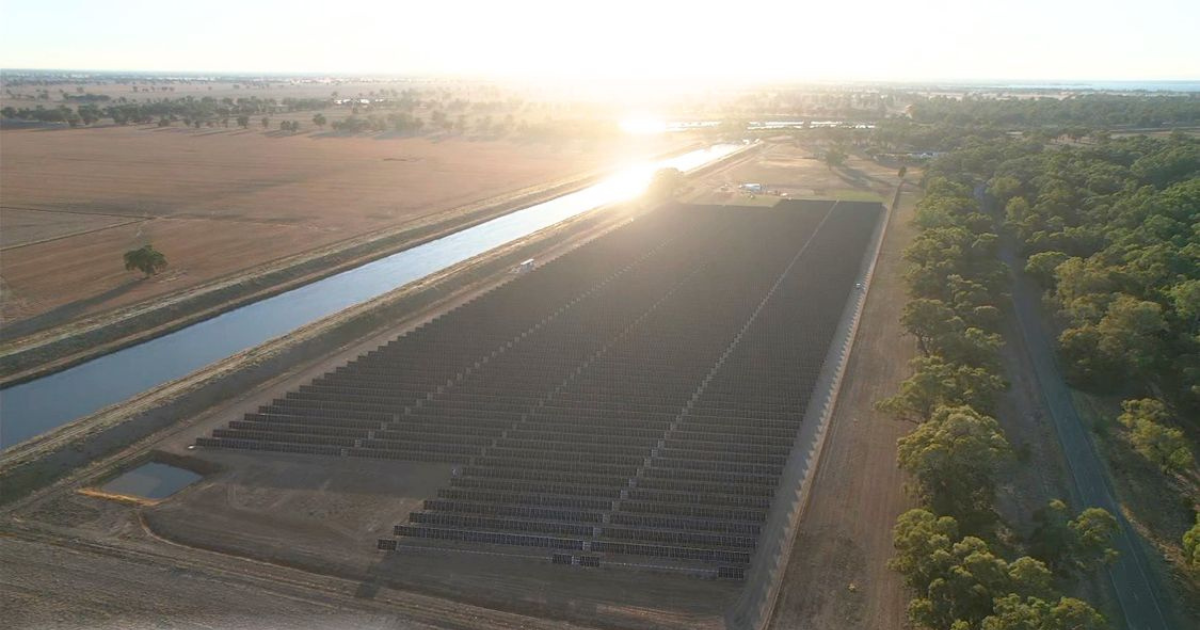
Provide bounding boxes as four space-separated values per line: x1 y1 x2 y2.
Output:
768 185 917 630
1001 244 1175 630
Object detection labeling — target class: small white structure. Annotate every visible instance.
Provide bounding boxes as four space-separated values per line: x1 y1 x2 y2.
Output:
739 183 764 193
515 258 536 274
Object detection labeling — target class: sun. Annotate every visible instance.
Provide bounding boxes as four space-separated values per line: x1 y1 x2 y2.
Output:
618 116 668 136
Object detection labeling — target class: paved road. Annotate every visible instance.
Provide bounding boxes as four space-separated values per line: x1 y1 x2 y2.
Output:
1002 246 1175 630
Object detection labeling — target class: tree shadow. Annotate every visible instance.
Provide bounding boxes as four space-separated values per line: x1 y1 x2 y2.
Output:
1 277 144 341
833 164 892 191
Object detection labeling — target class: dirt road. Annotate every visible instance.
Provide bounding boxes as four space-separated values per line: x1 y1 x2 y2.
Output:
768 187 917 630
1001 245 1175 630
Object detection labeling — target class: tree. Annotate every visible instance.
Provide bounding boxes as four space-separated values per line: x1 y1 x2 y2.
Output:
312 113 327 129
894 510 1066 629
1028 500 1118 577
892 510 1105 630
928 326 1004 372
897 405 1011 525
1130 415 1193 473
898 165 908 179
123 244 168 278
1025 251 1070 289
891 509 960 589
1184 513 1200 566
982 594 1106 630
878 355 1007 419
901 298 963 355
1096 295 1167 378
236 114 250 128
1118 398 1193 472
645 167 686 203
1117 398 1171 427
261 116 270 129
824 145 848 170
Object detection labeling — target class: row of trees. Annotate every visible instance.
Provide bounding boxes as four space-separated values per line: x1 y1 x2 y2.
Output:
881 153 1120 628
1 103 623 144
908 94 1200 129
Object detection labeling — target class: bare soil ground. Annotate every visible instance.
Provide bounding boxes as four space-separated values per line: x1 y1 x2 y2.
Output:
0 207 138 249
0 125 675 326
768 186 916 630
684 143 896 206
0 536 422 630
0 198 740 630
2 146 892 630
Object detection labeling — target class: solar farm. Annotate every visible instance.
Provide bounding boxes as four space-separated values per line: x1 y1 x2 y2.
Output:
194 199 882 581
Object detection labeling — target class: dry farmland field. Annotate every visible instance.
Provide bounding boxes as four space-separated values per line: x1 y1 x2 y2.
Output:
0 125 678 332
2 196 889 630
682 142 895 205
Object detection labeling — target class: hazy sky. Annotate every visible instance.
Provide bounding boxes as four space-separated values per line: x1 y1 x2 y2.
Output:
1 0 1197 82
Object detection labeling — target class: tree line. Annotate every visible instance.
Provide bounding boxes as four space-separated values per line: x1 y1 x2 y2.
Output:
879 142 1124 629
909 94 1200 130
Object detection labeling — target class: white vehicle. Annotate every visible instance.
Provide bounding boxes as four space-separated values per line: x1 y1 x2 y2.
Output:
516 258 536 274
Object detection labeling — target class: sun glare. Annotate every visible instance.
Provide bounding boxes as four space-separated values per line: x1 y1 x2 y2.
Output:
600 164 659 200
618 116 668 136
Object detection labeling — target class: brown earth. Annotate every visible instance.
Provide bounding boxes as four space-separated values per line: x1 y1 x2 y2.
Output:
684 142 897 206
2 146 898 630
0 190 739 630
768 185 917 630
0 125 677 326
0 207 138 249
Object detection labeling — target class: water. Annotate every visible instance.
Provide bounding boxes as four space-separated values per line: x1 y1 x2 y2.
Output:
0 144 743 449
659 120 875 132
100 462 201 499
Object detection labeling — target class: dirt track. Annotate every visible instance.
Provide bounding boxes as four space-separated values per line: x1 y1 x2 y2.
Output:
768 187 918 630
1001 243 1176 630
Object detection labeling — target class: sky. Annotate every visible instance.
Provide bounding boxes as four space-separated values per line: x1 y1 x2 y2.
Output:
1 0 1197 82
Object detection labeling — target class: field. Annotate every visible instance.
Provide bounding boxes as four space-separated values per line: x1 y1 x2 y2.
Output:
681 142 895 208
1 146 911 630
768 187 915 629
0 124 677 332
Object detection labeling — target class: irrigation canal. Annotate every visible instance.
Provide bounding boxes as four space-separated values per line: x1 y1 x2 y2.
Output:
0 144 744 449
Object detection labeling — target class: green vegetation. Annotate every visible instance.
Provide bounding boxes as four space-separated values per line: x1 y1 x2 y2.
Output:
908 95 1200 130
986 136 1199 414
870 95 1200 155
123 244 167 278
897 405 1010 527
874 121 1139 627
892 509 1108 630
646 167 686 203
1028 500 1120 578
824 145 848 170
1185 515 1200 566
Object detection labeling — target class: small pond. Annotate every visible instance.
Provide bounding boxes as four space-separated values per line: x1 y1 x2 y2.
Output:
100 462 202 500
